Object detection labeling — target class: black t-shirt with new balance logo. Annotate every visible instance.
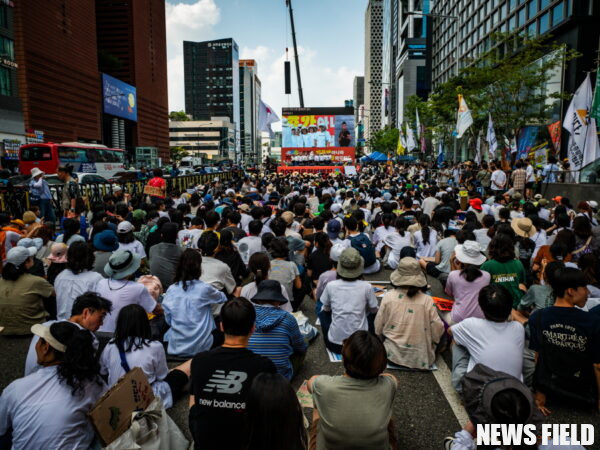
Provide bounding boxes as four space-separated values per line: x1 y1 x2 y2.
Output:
189 346 276 450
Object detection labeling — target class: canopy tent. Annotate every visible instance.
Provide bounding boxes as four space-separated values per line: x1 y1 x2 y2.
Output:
368 151 388 161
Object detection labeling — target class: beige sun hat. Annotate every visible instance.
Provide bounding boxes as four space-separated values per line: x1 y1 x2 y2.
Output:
390 257 427 287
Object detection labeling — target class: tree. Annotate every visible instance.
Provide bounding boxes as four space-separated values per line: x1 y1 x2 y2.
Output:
169 110 190 121
170 146 189 162
367 126 400 156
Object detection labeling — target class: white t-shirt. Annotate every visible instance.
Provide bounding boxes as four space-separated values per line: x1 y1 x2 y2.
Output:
421 197 441 217
178 228 202 249
491 170 507 191
237 235 265 265
0 365 105 450
118 240 147 259
320 279 379 345
382 232 414 269
100 340 173 408
451 317 525 380
54 269 104 320
414 228 439 258
95 279 157 332
372 226 394 251
473 228 492 252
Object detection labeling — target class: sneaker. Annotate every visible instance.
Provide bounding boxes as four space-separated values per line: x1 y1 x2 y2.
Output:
443 436 455 450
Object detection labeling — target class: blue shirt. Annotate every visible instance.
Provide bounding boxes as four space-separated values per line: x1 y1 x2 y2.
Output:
248 305 307 380
162 280 227 357
542 163 559 183
29 177 52 200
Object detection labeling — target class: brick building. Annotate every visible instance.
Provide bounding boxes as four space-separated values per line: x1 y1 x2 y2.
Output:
12 0 169 163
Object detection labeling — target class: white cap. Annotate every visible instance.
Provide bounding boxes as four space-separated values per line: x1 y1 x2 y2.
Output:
5 246 37 266
225 188 235 195
331 203 342 213
589 200 598 209
117 221 134 234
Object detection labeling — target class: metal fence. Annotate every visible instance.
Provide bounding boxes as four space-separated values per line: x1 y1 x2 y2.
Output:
0 171 241 219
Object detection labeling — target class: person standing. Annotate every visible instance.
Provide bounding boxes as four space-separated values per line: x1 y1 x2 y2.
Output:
29 168 56 224
510 161 527 197
490 163 507 193
56 164 79 218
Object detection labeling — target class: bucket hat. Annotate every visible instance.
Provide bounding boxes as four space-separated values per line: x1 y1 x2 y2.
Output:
390 257 426 287
93 230 119 252
511 217 536 238
104 250 141 280
252 280 288 304
30 167 44 178
455 240 486 266
337 247 364 278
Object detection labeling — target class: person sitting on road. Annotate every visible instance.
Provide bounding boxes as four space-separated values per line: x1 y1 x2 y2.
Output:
375 256 444 370
148 222 183 290
318 247 378 354
189 297 276 450
162 249 227 357
308 330 398 450
248 280 307 380
24 292 112 376
530 267 600 416
241 251 293 313
100 304 190 409
0 322 106 449
450 285 525 392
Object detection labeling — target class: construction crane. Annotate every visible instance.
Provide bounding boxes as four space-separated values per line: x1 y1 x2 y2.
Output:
286 0 304 107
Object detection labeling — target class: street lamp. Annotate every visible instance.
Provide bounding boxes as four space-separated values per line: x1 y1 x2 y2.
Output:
406 11 460 77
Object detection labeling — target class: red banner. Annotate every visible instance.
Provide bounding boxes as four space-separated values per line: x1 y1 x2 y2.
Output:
281 147 355 164
547 121 561 154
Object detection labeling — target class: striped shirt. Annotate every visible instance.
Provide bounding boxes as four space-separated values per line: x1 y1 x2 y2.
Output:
248 305 307 380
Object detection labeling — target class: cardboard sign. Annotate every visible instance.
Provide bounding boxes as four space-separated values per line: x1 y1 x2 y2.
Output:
344 166 357 176
143 184 164 198
296 380 314 408
432 296 454 312
89 367 155 445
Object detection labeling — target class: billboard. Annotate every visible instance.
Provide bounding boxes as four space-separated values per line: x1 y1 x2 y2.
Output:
102 73 137 122
281 107 355 149
281 147 355 165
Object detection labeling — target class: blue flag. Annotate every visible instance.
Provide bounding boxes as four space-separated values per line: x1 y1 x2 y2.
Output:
436 141 444 167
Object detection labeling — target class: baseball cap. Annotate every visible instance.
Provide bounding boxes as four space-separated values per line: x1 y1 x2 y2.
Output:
330 203 342 213
6 246 36 266
117 221 134 234
326 220 341 240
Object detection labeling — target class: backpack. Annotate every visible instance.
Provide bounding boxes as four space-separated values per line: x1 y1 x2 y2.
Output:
350 233 376 267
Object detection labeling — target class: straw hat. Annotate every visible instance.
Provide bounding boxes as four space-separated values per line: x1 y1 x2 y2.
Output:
511 217 536 238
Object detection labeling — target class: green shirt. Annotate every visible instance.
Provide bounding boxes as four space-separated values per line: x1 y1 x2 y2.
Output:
481 258 526 308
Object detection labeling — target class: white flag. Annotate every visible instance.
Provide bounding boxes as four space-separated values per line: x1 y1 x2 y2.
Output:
475 132 482 164
456 94 473 139
258 100 280 138
407 127 417 151
563 74 599 171
415 108 421 139
486 113 498 159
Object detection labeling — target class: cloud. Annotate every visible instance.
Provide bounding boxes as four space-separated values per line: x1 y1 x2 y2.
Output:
166 0 221 111
240 45 358 131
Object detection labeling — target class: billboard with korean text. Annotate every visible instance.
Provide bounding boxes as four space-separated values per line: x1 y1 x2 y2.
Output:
281 106 355 149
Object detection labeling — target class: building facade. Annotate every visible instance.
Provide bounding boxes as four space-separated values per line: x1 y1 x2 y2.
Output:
169 118 235 161
431 0 599 97
0 0 24 170
364 0 384 142
96 0 170 162
183 38 240 161
239 59 261 165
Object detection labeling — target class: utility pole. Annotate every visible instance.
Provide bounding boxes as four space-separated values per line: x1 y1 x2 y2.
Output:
286 0 304 107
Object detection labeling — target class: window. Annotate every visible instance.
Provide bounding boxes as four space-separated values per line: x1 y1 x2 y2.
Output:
527 21 537 36
509 14 516 29
528 0 538 18
552 2 564 24
0 6 7 28
540 0 550 9
539 12 549 32
510 0 518 9
0 66 11 96
517 7 526 25
59 147 88 162
21 146 53 161
0 36 14 59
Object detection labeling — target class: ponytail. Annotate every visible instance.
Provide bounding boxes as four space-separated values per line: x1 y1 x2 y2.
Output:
419 215 431 245
248 252 270 285
52 322 102 395
314 231 332 256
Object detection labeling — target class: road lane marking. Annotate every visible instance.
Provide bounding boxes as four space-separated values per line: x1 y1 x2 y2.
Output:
433 354 469 426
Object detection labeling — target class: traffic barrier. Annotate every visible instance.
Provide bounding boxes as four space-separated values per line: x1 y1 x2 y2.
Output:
0 171 242 220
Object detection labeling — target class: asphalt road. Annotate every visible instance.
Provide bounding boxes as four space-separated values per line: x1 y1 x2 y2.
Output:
1 269 599 449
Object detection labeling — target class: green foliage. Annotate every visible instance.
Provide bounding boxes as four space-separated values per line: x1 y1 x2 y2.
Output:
169 146 189 162
404 32 580 145
169 111 190 121
367 126 399 156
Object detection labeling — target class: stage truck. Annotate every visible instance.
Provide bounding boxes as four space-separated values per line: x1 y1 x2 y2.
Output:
278 106 357 175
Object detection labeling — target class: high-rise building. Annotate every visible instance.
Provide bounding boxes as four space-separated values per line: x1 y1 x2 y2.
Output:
431 0 599 98
183 38 240 161
0 0 25 171
239 59 261 165
96 0 170 162
14 0 102 145
353 76 364 124
12 0 170 164
364 0 384 142
169 118 235 161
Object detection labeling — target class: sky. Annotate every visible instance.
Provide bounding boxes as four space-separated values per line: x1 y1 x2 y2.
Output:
166 0 367 125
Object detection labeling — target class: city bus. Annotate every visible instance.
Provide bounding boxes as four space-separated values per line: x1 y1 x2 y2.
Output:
19 142 126 178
